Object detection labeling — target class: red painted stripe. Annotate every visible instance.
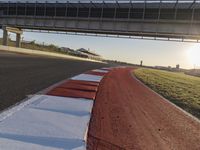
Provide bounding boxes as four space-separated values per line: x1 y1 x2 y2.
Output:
58 81 98 92
47 87 96 100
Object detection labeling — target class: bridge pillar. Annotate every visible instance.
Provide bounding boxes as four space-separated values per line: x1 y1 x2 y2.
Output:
3 28 8 46
2 26 23 47
16 33 21 47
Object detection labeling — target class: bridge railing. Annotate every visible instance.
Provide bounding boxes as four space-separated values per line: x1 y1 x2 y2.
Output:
0 1 200 22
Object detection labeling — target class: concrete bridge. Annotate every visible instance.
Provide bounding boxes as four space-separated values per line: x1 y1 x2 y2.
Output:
0 0 200 47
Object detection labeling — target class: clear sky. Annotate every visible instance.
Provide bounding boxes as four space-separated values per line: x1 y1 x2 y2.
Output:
0 30 199 69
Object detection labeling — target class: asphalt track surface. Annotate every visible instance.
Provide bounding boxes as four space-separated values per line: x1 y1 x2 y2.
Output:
87 67 200 150
0 51 108 111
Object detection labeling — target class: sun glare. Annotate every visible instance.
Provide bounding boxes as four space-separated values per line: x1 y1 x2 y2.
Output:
188 44 200 67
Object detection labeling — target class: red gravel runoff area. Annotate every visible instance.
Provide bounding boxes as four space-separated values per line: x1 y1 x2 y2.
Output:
87 67 200 150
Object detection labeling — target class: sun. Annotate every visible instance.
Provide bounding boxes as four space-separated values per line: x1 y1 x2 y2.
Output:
188 44 200 68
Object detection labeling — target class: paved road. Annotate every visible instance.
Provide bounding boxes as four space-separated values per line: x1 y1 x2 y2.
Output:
88 67 200 150
0 51 108 111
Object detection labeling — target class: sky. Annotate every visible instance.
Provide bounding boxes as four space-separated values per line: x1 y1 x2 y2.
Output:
0 30 199 69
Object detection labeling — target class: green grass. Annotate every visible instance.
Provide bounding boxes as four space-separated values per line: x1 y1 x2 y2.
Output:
134 68 200 119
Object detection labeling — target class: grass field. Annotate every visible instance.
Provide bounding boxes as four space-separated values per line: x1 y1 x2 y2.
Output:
134 68 200 119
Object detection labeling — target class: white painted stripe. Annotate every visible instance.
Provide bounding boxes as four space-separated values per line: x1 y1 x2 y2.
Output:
71 74 103 82
101 67 113 70
0 95 93 150
92 69 109 73
0 95 40 122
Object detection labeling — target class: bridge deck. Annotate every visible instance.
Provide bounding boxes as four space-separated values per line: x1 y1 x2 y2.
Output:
0 0 200 41
0 1 200 21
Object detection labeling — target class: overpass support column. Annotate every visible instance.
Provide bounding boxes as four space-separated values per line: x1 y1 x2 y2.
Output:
2 26 23 47
16 33 21 47
3 28 8 46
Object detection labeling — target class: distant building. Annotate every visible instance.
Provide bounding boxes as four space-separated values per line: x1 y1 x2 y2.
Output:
61 47 76 54
77 48 102 60
176 64 180 69
185 69 200 77
140 60 143 66
155 65 181 72
155 66 169 70
60 47 102 60
60 47 86 57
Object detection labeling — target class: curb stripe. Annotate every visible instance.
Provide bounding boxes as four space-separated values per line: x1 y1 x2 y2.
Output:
85 71 107 76
58 82 98 92
0 67 113 150
67 80 100 86
71 74 103 82
0 95 93 150
47 87 97 100
92 69 109 73
101 67 113 71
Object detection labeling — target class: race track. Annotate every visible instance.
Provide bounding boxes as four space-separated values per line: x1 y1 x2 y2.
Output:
88 67 200 150
0 51 108 111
